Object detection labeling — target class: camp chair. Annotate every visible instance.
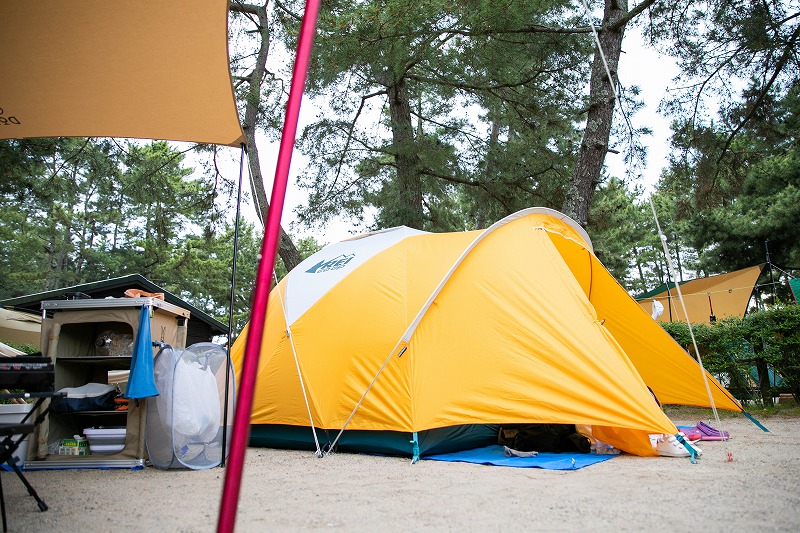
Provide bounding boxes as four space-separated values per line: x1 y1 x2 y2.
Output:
0 357 62 532
0 416 39 531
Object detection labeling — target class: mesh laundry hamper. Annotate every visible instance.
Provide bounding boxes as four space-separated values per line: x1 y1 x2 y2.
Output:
145 343 235 469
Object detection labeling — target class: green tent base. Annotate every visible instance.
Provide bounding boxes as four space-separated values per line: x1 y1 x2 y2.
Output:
249 424 500 457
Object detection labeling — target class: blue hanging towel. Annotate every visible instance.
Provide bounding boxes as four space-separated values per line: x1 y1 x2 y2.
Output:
125 304 159 399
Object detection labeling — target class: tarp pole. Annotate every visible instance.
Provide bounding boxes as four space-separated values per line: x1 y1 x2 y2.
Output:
665 264 674 322
217 2 320 531
765 240 776 303
221 143 248 468
707 292 716 323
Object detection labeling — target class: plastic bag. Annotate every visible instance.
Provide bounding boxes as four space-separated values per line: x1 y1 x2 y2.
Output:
173 358 220 442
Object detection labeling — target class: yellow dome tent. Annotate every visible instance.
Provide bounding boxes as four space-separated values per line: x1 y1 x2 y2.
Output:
232 208 742 458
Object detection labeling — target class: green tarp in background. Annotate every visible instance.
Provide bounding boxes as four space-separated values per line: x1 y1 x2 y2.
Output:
790 278 800 302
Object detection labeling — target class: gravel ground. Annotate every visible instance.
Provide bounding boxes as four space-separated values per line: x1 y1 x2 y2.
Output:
5 414 798 532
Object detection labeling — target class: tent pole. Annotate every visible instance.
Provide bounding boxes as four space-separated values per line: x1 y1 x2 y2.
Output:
220 143 247 468
217 1 321 531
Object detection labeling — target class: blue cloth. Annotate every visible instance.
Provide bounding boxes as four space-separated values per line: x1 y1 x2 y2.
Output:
125 305 159 399
424 445 617 470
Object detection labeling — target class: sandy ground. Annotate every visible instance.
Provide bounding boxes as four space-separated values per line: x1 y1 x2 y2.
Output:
4 413 798 532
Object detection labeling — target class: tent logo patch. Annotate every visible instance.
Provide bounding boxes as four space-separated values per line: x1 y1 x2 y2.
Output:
306 254 355 274
0 107 22 126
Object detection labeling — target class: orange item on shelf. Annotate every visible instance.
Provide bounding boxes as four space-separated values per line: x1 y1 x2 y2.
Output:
124 289 164 300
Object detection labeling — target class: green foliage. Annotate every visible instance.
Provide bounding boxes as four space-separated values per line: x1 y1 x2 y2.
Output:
0 138 265 339
587 178 703 296
156 218 262 338
0 341 39 355
287 0 591 232
589 178 657 293
661 305 800 404
647 1 799 133
655 84 800 287
642 3 799 297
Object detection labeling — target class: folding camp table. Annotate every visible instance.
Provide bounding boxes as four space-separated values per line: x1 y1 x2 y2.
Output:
0 356 62 532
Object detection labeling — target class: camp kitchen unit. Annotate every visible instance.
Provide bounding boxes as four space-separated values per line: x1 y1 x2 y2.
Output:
27 297 189 469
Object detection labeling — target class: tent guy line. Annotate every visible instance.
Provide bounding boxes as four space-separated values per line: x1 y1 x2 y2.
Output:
649 198 734 460
272 269 323 457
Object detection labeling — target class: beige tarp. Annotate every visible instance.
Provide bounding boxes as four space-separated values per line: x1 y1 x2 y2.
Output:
0 308 42 348
0 0 244 147
637 265 764 324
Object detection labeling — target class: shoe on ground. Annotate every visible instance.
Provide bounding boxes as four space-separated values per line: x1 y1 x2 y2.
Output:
655 434 690 457
681 438 703 457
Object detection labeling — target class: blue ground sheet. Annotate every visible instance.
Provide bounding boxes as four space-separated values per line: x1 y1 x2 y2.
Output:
423 445 618 470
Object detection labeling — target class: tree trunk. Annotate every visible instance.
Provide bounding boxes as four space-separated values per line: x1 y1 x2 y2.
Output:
756 354 774 407
476 115 502 230
632 246 646 290
234 1 303 272
387 77 424 229
562 0 628 228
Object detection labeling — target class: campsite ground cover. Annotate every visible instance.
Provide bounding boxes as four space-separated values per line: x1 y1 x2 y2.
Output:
7 409 799 532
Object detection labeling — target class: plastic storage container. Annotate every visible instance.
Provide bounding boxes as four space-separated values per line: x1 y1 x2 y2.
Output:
0 403 34 466
83 427 126 454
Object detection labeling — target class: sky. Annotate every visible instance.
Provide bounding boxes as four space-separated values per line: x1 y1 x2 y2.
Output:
606 27 681 195
214 26 682 247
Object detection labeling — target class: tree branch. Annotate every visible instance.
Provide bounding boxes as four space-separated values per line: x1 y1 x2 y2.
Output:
229 1 264 17
717 22 800 164
273 0 302 21
607 0 657 31
324 90 387 203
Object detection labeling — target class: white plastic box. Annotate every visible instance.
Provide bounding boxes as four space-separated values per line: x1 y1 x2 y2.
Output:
83 427 126 455
0 403 34 466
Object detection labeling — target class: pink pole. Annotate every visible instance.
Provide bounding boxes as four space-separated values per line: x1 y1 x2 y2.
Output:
217 1 320 531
